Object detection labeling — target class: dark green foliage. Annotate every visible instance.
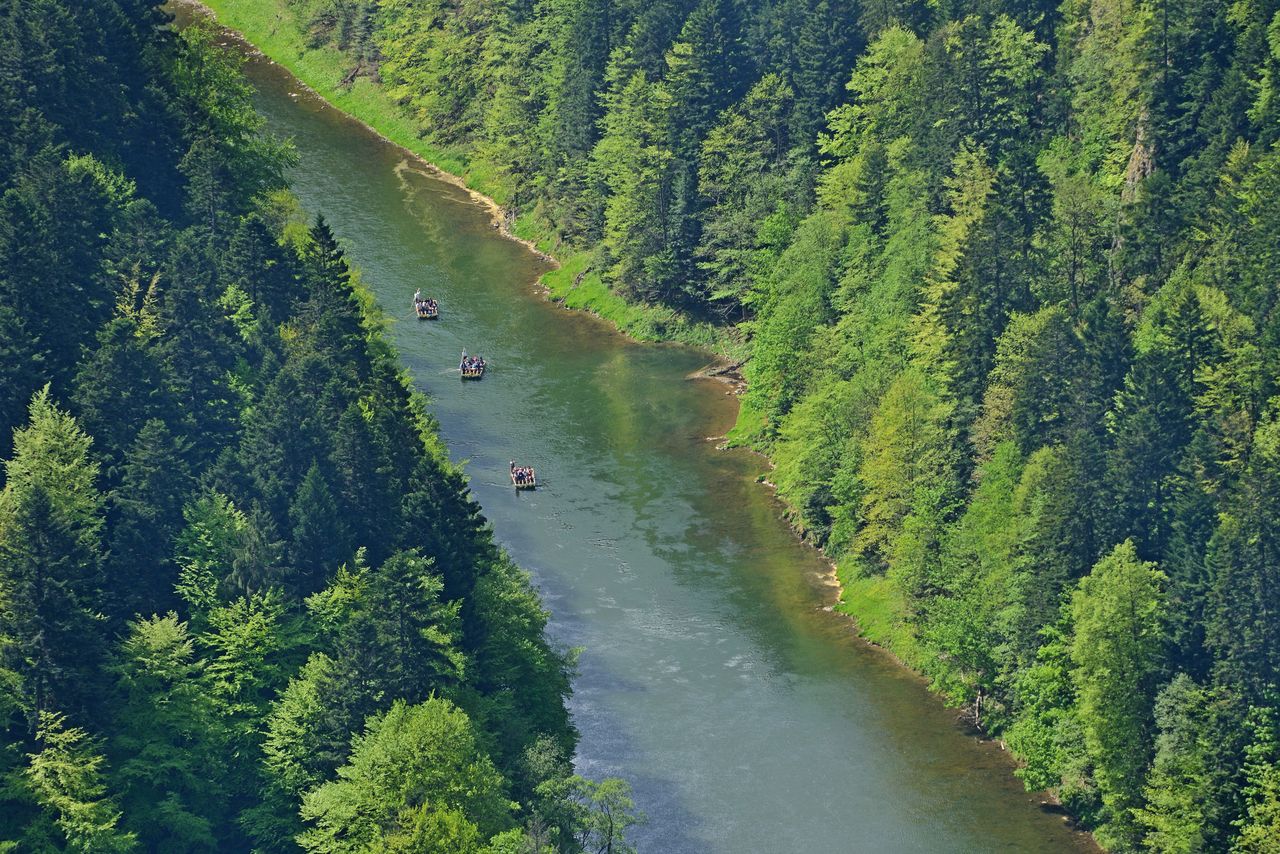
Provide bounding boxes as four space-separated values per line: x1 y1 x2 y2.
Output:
288 463 351 595
0 149 118 435
105 420 195 622
71 317 177 477
0 2 621 850
11 0 1280 845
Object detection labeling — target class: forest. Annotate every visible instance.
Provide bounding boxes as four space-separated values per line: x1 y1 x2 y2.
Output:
203 0 1280 849
0 1 643 851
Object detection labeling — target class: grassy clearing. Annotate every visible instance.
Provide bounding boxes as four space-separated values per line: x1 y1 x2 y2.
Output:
540 254 719 345
834 567 924 668
194 0 726 352
724 395 767 446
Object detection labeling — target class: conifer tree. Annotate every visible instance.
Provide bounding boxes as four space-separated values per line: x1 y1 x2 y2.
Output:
109 615 224 852
1134 674 1216 852
105 420 194 622
0 389 107 725
1205 421 1280 703
25 712 135 854
289 462 351 595
593 71 677 303
70 317 174 477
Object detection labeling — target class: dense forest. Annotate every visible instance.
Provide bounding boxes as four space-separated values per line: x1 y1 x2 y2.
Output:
0 1 644 851
208 0 1280 849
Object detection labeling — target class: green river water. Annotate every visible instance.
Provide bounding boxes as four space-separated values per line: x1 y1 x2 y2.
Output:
190 12 1098 851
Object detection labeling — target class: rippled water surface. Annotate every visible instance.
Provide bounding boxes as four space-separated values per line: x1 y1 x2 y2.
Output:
184 10 1097 851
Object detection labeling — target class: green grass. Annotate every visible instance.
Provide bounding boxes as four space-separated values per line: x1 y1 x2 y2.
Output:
195 0 728 353
834 567 925 667
724 394 767 446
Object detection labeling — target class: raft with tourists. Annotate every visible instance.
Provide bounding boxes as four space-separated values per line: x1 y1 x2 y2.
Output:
510 461 536 490
460 351 486 380
413 289 439 319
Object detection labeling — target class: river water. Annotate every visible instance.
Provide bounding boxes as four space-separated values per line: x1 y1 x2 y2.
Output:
187 11 1096 851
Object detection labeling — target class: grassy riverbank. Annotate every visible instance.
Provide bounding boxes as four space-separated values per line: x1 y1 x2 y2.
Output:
186 0 723 350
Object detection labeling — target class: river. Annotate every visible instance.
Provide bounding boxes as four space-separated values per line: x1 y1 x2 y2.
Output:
184 10 1096 851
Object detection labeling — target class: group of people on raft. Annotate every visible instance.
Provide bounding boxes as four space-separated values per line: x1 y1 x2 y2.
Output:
460 353 486 373
510 461 535 486
413 289 438 317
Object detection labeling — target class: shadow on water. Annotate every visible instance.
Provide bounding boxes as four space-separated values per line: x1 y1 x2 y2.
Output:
177 6 1100 851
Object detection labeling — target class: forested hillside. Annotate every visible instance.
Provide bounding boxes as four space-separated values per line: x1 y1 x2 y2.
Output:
208 0 1280 849
0 2 641 851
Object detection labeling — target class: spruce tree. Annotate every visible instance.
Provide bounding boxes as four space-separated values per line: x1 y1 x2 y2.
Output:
289 462 351 596
105 420 194 622
0 388 108 726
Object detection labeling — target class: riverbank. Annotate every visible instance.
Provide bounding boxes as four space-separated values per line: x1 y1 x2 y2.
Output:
177 0 726 351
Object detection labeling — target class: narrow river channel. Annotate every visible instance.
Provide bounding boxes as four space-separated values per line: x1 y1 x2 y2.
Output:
185 10 1098 851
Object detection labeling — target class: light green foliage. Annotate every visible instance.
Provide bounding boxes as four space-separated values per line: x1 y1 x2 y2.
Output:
1071 540 1168 849
974 306 1080 455
378 0 485 143
856 367 955 564
1004 622 1082 792
1035 141 1117 308
26 713 135 853
1 387 101 546
911 144 995 388
199 589 304 810
0 388 106 721
737 211 845 436
110 615 223 852
172 22 296 227
467 558 575 764
919 442 1022 713
821 26 925 160
697 74 803 311
1060 0 1153 184
978 15 1050 142
298 699 513 852
174 492 253 626
1234 705 1280 853
568 777 644 854
263 653 341 800
1235 763 1280 853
